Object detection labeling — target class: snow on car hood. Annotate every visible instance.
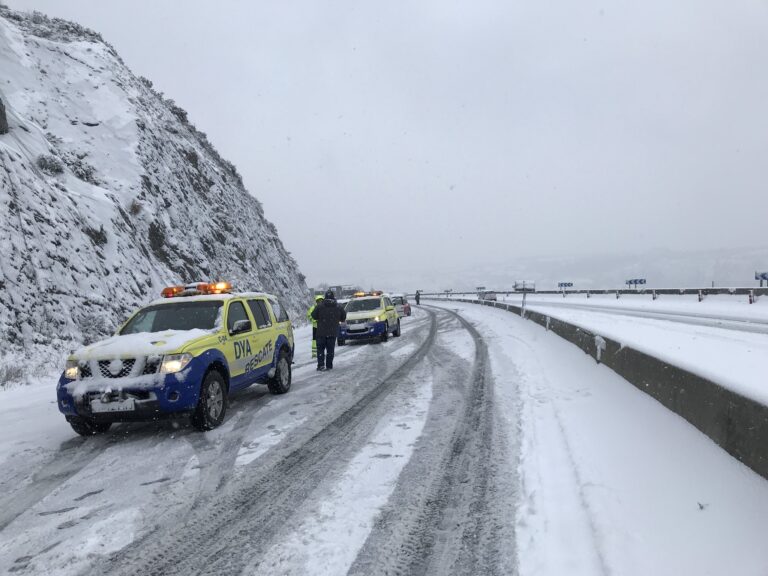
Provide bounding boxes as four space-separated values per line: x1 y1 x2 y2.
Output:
346 310 384 321
72 329 212 360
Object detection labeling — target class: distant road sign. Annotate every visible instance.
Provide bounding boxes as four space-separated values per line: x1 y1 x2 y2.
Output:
756 272 768 281
558 282 573 289
626 278 647 286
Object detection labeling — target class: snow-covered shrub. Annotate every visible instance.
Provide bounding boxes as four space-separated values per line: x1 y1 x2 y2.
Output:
0 363 24 388
36 153 63 175
78 311 114 346
61 150 98 184
128 199 142 216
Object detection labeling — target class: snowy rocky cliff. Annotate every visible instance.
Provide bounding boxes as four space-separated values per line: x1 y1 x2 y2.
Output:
0 7 309 381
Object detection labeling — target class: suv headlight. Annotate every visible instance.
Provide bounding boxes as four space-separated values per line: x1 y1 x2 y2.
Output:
369 316 380 323
160 353 193 374
64 359 80 380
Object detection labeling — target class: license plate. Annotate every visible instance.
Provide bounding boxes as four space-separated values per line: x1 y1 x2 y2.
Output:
90 398 136 413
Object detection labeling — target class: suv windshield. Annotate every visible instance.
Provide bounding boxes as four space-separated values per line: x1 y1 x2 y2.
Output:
345 298 382 312
121 301 223 334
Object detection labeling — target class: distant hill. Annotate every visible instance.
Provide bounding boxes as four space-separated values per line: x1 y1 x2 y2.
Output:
355 247 768 294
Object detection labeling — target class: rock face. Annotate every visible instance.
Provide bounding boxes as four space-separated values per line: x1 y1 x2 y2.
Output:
0 7 309 380
0 98 7 134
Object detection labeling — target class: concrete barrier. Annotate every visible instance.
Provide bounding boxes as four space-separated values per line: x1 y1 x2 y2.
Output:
433 297 768 481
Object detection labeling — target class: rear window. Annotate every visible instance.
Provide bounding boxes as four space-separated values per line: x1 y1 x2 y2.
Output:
121 301 222 334
248 299 273 329
270 299 290 323
247 299 273 329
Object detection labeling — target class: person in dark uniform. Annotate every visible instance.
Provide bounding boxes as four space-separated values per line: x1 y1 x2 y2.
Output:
311 289 347 371
415 290 421 305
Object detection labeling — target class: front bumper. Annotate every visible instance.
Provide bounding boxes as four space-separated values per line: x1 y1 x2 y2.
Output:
57 355 210 421
340 320 387 340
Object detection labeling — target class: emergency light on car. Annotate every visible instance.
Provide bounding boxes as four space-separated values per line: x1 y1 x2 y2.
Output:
161 285 185 298
161 281 233 298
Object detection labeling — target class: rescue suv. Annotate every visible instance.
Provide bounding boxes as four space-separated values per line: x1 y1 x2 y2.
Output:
338 291 400 344
57 282 294 436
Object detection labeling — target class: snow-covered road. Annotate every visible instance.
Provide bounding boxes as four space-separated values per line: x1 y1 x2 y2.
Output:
2 303 768 575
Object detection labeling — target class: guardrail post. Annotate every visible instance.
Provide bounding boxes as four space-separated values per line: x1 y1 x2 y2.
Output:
586 291 591 299
652 290 657 301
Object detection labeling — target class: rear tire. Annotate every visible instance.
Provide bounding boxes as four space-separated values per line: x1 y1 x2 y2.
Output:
393 319 401 337
191 370 228 431
68 417 111 437
267 349 292 395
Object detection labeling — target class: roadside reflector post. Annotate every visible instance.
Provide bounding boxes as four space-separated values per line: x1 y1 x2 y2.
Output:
652 290 657 301
698 289 704 302
616 291 620 300
749 290 755 304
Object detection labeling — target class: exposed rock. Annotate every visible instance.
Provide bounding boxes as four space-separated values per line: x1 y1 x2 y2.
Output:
0 97 8 134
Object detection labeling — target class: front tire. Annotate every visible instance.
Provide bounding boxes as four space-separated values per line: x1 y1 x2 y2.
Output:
68 417 111 437
191 370 228 431
380 323 389 343
393 319 401 337
268 349 292 395
337 338 345 346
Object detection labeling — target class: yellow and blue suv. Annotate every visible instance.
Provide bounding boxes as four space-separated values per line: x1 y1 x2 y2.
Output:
339 292 401 345
57 282 294 436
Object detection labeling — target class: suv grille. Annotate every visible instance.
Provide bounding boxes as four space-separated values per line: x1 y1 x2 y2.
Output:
97 359 135 379
142 357 161 375
348 318 369 325
79 363 93 378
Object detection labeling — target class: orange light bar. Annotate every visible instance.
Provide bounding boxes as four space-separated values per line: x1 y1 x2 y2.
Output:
353 291 366 298
162 285 184 298
207 281 232 295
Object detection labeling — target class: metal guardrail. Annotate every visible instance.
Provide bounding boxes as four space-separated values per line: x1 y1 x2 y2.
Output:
427 297 768 481
415 287 768 302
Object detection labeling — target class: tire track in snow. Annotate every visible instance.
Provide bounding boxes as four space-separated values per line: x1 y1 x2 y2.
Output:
92 308 440 576
348 306 518 576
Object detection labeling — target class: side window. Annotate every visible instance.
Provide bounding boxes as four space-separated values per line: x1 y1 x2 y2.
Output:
270 299 290 323
256 300 273 328
247 299 271 329
384 298 392 308
227 301 250 333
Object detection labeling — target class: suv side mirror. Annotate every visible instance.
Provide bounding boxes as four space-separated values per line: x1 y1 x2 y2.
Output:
230 319 252 335
386 305 395 312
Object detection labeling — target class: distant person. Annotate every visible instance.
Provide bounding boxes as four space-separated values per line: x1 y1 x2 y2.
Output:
415 291 421 305
311 289 346 371
306 295 323 358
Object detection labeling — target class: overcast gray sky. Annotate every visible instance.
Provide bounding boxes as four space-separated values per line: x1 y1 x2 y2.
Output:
9 0 768 288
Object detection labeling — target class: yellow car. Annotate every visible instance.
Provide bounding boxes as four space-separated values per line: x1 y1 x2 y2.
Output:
339 294 401 344
57 282 294 435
